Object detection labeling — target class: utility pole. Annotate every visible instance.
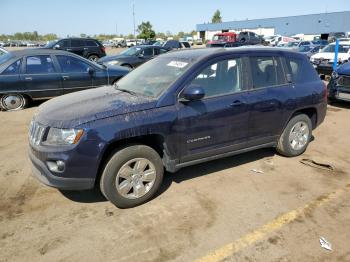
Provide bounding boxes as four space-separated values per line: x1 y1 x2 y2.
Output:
116 23 118 36
133 1 136 38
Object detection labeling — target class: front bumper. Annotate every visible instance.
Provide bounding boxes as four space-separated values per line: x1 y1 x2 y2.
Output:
328 78 350 102
29 149 95 190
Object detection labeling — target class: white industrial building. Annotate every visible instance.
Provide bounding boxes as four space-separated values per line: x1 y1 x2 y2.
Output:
196 11 350 41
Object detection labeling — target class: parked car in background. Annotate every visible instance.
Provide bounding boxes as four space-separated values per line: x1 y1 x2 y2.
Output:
28 47 326 208
328 32 346 42
126 39 144 47
195 38 203 45
206 32 237 47
298 45 324 59
97 45 169 69
283 41 299 49
0 47 8 56
310 42 350 75
162 40 190 50
44 38 106 61
141 40 157 46
312 40 329 46
328 61 350 103
0 49 129 111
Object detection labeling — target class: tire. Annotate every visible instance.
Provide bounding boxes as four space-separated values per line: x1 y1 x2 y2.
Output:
0 94 29 111
276 114 312 157
87 55 99 62
100 145 164 208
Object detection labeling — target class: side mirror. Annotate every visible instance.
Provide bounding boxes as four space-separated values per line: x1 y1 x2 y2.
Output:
53 44 60 49
286 74 293 83
180 85 205 102
87 67 95 75
138 53 144 58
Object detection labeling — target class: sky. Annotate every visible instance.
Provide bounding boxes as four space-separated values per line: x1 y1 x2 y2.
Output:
0 0 349 36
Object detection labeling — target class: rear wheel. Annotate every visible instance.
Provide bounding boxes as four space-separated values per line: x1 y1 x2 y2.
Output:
0 94 29 111
100 145 164 208
277 114 312 157
88 54 99 62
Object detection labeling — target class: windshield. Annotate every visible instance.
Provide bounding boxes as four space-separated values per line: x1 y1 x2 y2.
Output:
321 44 350 53
0 52 13 65
44 40 58 48
213 35 228 41
116 57 193 98
120 47 142 56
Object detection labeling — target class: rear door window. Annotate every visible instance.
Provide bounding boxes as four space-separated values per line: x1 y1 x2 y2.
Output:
57 55 90 73
85 40 98 47
249 56 286 89
26 55 55 74
71 39 85 47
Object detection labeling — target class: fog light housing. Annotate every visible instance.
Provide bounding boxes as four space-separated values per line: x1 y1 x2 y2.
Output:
47 160 65 173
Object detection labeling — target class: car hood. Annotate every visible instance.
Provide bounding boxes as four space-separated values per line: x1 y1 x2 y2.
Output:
98 55 131 63
311 52 349 61
336 61 350 75
35 85 156 128
106 64 130 76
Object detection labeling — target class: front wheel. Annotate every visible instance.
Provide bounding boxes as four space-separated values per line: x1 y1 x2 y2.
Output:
0 94 29 111
100 145 164 208
277 114 312 157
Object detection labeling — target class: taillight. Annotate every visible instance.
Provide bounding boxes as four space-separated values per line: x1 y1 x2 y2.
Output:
101 46 106 53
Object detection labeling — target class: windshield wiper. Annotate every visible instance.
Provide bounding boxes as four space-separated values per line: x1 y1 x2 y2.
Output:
115 85 138 96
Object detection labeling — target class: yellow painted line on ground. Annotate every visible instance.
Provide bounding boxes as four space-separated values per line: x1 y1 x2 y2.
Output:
196 185 349 262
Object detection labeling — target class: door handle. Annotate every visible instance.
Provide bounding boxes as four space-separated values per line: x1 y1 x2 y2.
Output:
66 48 72 51
230 100 244 107
62 75 70 80
25 77 32 81
83 47 88 50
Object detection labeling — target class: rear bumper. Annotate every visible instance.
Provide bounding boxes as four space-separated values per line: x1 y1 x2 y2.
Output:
29 149 95 190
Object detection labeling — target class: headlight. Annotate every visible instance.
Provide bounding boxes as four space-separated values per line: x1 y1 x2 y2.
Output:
331 71 338 79
107 60 120 65
44 128 84 145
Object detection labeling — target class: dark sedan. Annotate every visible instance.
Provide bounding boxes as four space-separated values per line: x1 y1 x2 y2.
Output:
0 49 130 111
97 45 169 69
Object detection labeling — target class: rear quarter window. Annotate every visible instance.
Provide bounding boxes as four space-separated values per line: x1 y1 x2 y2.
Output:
85 40 98 47
286 56 320 83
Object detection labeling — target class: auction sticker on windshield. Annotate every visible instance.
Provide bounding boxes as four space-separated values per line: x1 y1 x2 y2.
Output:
167 61 188 68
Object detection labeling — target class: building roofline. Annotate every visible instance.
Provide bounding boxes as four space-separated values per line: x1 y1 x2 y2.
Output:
197 10 350 27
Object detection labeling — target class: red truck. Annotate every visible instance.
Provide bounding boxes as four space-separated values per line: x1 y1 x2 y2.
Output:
206 32 237 47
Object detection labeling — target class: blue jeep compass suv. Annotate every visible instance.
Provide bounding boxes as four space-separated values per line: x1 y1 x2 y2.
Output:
29 47 327 208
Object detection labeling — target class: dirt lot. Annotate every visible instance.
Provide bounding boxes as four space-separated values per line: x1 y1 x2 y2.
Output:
0 101 350 262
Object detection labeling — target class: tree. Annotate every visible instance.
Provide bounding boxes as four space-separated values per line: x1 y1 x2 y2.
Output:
212 10 222 23
156 32 166 40
137 21 156 40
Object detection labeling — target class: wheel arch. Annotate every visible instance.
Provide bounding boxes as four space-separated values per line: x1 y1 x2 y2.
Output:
286 107 318 130
95 133 166 187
